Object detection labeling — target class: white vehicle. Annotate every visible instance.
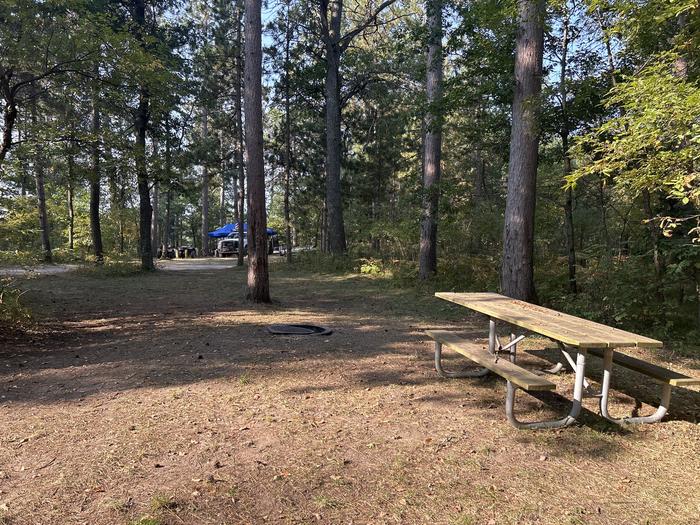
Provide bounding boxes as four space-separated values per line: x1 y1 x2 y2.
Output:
215 236 247 257
214 232 278 257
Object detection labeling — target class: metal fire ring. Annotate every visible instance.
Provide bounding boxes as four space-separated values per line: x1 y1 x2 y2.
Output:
266 324 333 336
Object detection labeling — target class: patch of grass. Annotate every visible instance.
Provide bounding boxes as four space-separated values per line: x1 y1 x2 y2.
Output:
313 495 340 509
150 494 177 511
451 515 476 525
77 259 144 278
238 372 251 386
0 248 89 266
0 278 32 331
128 518 161 525
105 498 132 514
287 252 356 274
0 250 43 266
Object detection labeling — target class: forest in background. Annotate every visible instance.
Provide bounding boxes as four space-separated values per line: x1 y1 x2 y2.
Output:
0 0 699 341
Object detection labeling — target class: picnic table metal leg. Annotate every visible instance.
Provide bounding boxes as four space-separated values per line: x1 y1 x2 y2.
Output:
434 317 499 378
434 342 490 378
599 349 671 424
544 362 564 374
557 343 592 390
506 349 587 429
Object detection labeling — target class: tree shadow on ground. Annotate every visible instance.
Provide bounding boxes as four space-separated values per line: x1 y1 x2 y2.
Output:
2 266 697 464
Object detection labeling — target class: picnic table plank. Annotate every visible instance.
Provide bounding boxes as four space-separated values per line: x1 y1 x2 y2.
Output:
587 348 700 386
470 295 655 347
427 330 556 391
435 292 663 349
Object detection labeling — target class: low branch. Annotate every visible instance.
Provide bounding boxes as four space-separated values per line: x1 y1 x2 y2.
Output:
338 0 398 52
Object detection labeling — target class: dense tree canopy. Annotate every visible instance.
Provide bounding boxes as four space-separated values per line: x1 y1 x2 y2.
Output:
0 0 698 335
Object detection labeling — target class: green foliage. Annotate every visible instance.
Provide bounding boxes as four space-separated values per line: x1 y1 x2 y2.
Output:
570 55 700 229
290 252 356 274
538 254 700 340
128 518 161 525
0 278 32 331
150 494 177 511
75 258 144 278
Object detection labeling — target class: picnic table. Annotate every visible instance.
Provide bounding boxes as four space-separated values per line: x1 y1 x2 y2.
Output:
427 292 700 429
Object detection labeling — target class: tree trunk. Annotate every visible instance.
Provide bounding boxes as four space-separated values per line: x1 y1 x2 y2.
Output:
284 0 293 263
500 0 545 301
244 0 270 302
164 186 171 248
563 185 576 292
0 74 17 169
201 108 210 256
642 189 665 301
322 0 346 254
90 81 104 262
164 126 172 249
320 202 327 252
67 160 74 251
472 153 486 201
235 3 246 267
35 159 51 263
30 87 51 262
219 138 226 227
598 176 611 255
418 0 443 280
152 176 159 254
133 0 154 271
559 11 576 294
232 175 238 221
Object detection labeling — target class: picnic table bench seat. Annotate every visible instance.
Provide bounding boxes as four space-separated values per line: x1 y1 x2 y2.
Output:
426 330 555 391
586 348 700 387
583 347 700 424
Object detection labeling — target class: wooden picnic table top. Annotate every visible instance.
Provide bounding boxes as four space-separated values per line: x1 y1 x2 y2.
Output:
436 292 663 349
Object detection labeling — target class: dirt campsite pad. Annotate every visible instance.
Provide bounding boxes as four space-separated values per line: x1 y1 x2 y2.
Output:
1 260 699 525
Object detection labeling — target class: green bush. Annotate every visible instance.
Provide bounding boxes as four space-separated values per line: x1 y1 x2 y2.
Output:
0 278 32 331
76 259 144 278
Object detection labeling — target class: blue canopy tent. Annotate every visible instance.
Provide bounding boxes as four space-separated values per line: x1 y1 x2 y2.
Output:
208 223 277 238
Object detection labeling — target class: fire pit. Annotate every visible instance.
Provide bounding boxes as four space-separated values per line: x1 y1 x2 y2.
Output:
266 324 332 336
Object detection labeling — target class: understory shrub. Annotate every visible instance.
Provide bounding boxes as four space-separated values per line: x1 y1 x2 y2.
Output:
0 278 32 332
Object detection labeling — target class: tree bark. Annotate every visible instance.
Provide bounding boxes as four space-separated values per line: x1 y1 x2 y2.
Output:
418 0 443 280
472 153 486 201
317 0 396 254
284 0 293 263
232 174 238 222
500 0 545 301
219 135 226 227
35 159 51 263
201 108 210 256
67 158 75 250
243 0 270 302
559 11 576 293
164 186 171 248
164 124 172 249
323 10 346 255
133 0 154 270
108 160 125 253
235 2 246 267
0 71 17 169
90 79 104 262
30 87 51 262
642 189 665 301
152 176 159 254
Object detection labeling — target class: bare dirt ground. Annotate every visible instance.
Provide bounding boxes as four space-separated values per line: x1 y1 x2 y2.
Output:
1 259 699 525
